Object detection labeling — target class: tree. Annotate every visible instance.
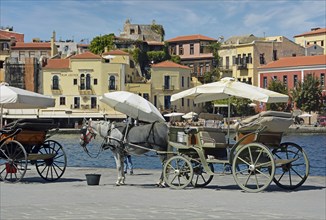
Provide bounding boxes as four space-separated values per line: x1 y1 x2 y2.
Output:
291 75 323 113
89 34 115 54
267 79 289 111
233 98 255 116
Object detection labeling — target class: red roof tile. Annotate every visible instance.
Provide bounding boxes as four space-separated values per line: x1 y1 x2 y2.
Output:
102 49 129 56
12 42 51 49
259 55 326 69
151 60 190 69
0 30 24 42
0 33 11 40
70 51 101 59
166 34 216 42
294 28 326 37
43 59 70 69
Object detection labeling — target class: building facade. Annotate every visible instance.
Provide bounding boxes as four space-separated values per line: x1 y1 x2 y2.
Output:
41 51 129 125
218 35 305 86
294 28 326 55
166 34 217 81
258 55 326 100
151 60 203 113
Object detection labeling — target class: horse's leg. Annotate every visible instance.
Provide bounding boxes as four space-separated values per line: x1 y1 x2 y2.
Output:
156 154 167 188
113 151 125 186
118 153 126 185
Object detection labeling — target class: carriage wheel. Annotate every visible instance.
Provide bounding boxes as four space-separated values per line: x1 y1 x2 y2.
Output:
35 140 67 181
0 140 27 183
191 161 214 187
163 155 193 189
272 142 309 190
232 143 275 193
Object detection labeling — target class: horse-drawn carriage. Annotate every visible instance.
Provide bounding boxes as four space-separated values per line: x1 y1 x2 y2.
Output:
165 111 310 192
0 119 67 183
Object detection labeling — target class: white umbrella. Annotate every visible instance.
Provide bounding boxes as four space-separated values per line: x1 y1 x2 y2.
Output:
99 91 165 123
182 111 198 119
171 77 289 142
0 83 55 128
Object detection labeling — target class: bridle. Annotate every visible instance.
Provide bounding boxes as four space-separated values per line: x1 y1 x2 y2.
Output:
80 120 102 158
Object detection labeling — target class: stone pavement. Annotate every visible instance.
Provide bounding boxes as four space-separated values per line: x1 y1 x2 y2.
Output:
0 167 325 220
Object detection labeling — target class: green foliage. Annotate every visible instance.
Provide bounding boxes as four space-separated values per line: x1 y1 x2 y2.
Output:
150 24 165 40
147 51 166 63
170 55 181 64
291 75 323 112
267 80 289 111
233 98 255 116
89 34 115 54
202 68 221 84
207 42 221 67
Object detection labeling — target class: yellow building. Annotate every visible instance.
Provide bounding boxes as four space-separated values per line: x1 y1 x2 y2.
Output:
218 35 305 86
42 51 130 124
294 28 326 55
151 60 203 113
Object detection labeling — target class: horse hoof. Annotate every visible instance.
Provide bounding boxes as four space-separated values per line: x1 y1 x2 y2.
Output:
116 182 120 186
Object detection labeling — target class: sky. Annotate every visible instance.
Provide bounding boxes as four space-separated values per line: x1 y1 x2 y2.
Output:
1 0 325 44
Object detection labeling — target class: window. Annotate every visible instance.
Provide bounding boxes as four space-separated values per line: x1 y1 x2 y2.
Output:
321 73 325 86
40 51 48 56
248 77 252 85
248 53 252 63
200 64 203 76
190 44 194 55
321 41 324 47
164 96 171 110
86 74 91 90
226 56 229 69
52 75 59 90
143 93 149 100
19 51 25 61
2 42 9 50
91 97 97 109
170 46 176 55
237 54 241 65
179 44 183 55
73 79 77 85
232 56 236 65
181 98 184 107
294 75 298 86
164 75 170 89
154 95 157 107
109 75 116 90
259 54 265 64
80 74 85 90
74 97 80 109
273 50 278 61
29 51 35 58
187 77 190 88
283 75 288 87
59 97 66 105
94 78 97 85
273 76 277 81
263 77 267 88
187 99 190 107
181 76 184 87
206 63 210 72
242 54 247 65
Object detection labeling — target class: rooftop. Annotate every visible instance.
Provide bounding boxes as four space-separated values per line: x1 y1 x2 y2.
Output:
166 34 216 43
43 59 70 69
70 51 101 59
151 60 190 69
12 42 51 49
259 55 326 69
294 28 326 38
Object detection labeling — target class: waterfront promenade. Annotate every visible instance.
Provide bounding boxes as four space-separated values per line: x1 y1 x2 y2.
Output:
1 167 325 220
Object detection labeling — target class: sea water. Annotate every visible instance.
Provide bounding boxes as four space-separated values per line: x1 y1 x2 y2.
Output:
52 133 326 176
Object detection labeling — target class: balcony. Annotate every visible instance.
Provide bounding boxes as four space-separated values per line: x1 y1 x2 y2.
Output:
79 86 93 95
51 86 62 95
109 85 118 91
162 85 175 91
237 63 248 70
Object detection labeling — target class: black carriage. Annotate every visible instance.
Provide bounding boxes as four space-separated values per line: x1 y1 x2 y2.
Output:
0 119 67 183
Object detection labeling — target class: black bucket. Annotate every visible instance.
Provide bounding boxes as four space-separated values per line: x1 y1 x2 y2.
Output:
85 174 101 186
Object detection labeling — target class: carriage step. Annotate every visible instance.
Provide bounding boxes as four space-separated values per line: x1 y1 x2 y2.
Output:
27 153 56 160
275 158 298 166
206 158 229 164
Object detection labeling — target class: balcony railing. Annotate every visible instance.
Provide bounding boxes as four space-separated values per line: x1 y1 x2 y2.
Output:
162 85 174 91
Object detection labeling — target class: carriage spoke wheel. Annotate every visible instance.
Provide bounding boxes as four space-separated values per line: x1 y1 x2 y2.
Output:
232 143 275 193
34 140 67 181
191 161 214 187
0 140 27 183
272 142 309 190
163 155 193 189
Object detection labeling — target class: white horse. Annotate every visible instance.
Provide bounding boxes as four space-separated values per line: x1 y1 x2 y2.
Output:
79 119 169 186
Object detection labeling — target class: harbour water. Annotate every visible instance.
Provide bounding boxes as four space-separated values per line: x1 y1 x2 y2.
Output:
52 132 326 176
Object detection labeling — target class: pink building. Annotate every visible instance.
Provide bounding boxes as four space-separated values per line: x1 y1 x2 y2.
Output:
258 55 326 98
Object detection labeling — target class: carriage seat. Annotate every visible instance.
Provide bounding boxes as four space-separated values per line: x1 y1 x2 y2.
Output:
199 131 227 148
235 111 293 133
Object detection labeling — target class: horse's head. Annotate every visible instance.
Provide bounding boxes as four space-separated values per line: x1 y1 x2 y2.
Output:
79 118 96 147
